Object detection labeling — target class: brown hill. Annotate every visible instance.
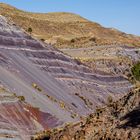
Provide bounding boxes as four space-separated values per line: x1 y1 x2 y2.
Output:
0 3 140 48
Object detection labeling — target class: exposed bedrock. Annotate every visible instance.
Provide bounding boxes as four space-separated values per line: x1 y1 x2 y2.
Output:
0 15 132 139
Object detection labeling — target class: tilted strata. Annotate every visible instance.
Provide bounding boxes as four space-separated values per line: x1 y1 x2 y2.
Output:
0 15 132 139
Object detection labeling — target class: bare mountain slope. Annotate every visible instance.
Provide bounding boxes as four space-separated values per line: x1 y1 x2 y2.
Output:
0 3 140 48
0 14 133 139
1 3 139 78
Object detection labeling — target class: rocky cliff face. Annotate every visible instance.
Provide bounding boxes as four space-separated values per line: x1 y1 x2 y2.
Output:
0 15 133 139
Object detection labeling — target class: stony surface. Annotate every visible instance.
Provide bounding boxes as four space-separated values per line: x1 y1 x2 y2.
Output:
61 44 140 77
45 87 140 140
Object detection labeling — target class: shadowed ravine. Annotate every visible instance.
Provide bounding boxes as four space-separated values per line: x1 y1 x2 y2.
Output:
120 106 140 128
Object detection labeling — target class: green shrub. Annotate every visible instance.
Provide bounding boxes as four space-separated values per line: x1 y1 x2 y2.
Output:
32 83 42 92
41 38 45 42
89 37 96 42
107 95 113 104
71 39 75 43
18 96 25 101
27 27 32 34
131 62 140 81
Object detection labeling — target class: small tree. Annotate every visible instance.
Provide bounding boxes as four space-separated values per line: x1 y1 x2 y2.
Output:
71 39 75 43
131 62 140 81
41 38 45 42
18 96 25 101
28 27 32 34
107 95 113 104
89 37 96 42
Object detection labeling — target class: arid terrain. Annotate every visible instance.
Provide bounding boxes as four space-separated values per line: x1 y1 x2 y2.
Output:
0 3 140 49
0 2 140 78
38 86 140 140
0 3 140 140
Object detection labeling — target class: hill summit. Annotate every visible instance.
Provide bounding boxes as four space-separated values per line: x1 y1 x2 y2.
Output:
0 3 140 48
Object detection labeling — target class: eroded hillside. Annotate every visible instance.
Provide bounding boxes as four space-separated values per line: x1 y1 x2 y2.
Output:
0 14 136 139
34 87 140 140
61 44 140 78
1 3 140 140
1 3 140 79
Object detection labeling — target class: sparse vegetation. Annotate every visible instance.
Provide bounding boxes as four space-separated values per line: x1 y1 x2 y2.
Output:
18 96 25 101
131 62 140 81
71 113 77 119
31 130 51 140
75 93 93 108
107 95 113 105
89 37 96 42
27 27 32 34
12 93 26 102
40 38 45 42
46 94 57 102
0 86 6 92
1 3 140 48
59 101 65 109
39 88 140 140
32 83 42 92
70 39 75 43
